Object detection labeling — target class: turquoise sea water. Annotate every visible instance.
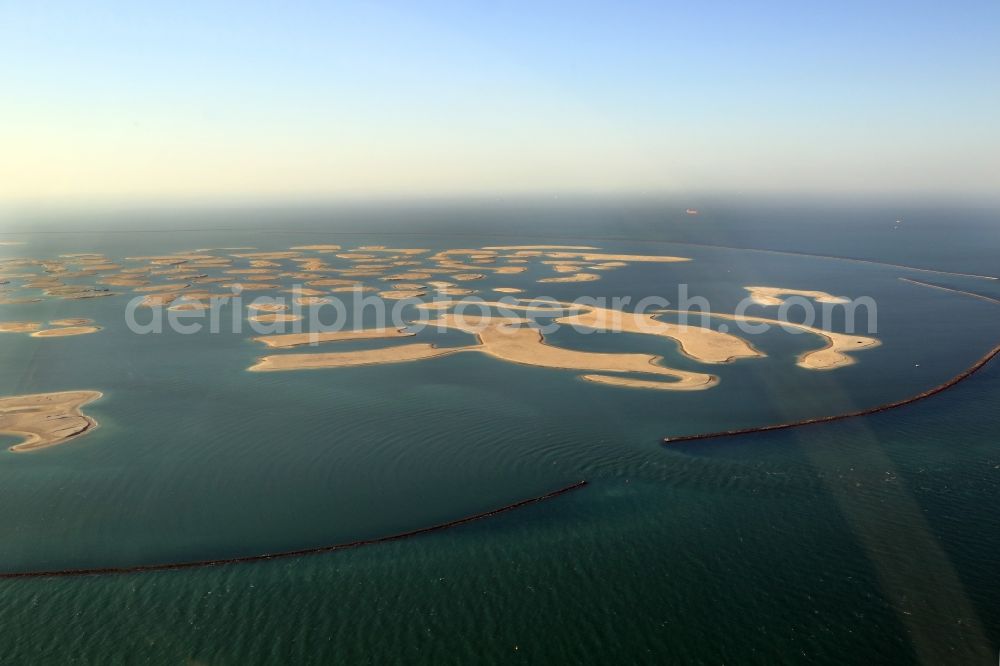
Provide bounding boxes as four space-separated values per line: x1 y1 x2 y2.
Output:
0 199 998 663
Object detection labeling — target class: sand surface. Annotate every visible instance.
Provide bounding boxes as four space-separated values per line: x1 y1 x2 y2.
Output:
522 251 690 263
379 290 426 300
248 310 715 390
49 318 94 327
254 328 415 349
248 313 303 323
745 286 850 306
30 326 101 337
247 302 289 312
1 390 102 452
167 302 210 311
581 374 713 391
483 245 600 250
0 322 41 333
660 310 879 370
294 296 332 306
553 305 761 363
538 273 600 283
430 314 718 390
249 343 463 371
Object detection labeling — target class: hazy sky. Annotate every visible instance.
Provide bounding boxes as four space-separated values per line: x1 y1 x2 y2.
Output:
2 1 998 202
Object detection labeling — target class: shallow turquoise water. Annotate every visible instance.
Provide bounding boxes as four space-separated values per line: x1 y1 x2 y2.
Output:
0 200 998 663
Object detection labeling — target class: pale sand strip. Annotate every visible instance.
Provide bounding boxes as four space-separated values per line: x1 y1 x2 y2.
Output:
519 251 690 263
420 300 758 365
483 245 600 250
416 300 579 314
248 314 715 390
49 318 94 327
1 391 102 452
248 313 302 323
436 315 717 390
356 247 429 255
247 302 288 312
538 273 600 283
30 326 101 337
0 322 41 333
660 310 880 370
249 343 464 371
553 306 761 364
254 328 415 349
581 374 711 391
745 285 849 306
378 290 426 300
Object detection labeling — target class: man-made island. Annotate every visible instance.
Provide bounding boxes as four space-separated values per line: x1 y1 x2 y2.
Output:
0 391 102 452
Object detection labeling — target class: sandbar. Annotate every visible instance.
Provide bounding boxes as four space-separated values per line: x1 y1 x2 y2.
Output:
306 279 360 287
257 308 716 391
294 296 332 306
249 342 462 371
247 302 289 312
430 314 717 390
745 286 850 306
520 251 690 263
134 283 190 293
659 310 879 370
249 313 303 323
378 290 426 300
538 273 600 283
49 318 94 327
138 294 177 307
167 302 210 311
553 305 761 364
0 321 41 333
30 326 101 337
286 287 327 296
482 245 600 250
254 327 415 349
581 374 711 391
1 390 102 452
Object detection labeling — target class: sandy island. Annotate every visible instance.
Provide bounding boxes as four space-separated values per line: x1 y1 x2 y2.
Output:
30 326 101 338
483 245 600 250
254 328 415 349
248 313 302 323
745 286 850 306
0 321 41 333
250 342 461 371
1 391 102 452
518 251 690 263
250 313 717 391
290 245 342 251
247 302 289 312
49 318 94 327
552 304 762 364
538 273 600 283
659 310 879 370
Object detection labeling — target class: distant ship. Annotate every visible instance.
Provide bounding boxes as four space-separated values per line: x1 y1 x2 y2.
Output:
685 208 699 216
